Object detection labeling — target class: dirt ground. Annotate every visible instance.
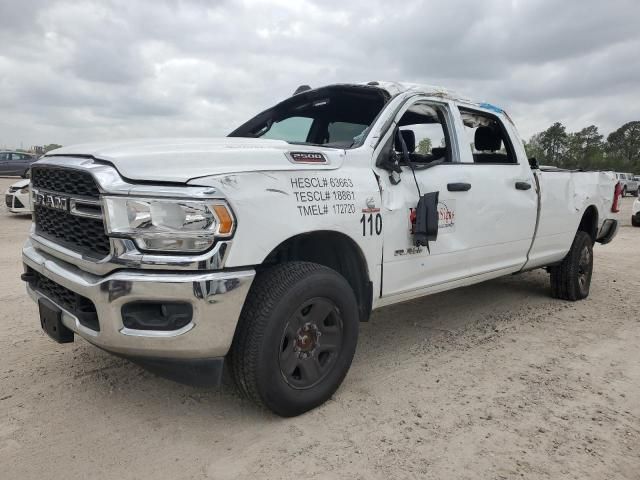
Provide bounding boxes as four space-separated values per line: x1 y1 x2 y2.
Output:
1 175 638 480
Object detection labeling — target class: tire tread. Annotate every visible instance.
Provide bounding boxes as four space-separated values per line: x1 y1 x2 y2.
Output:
549 231 592 301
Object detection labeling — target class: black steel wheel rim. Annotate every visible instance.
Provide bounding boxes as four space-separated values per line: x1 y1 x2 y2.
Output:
578 245 592 290
278 297 344 390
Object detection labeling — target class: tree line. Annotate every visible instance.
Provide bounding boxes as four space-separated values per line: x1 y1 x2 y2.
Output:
524 121 640 173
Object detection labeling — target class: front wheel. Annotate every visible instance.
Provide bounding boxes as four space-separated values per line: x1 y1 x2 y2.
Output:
632 215 640 227
549 231 593 301
229 262 359 417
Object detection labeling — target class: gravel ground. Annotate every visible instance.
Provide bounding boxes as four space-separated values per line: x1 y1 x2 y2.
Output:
1 176 639 480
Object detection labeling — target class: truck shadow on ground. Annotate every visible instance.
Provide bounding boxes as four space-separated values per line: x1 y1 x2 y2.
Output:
57 269 555 421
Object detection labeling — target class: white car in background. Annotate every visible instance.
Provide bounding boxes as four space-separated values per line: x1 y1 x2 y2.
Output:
615 172 639 196
4 179 31 213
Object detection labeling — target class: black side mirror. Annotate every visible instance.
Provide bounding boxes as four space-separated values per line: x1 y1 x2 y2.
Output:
414 191 439 247
528 156 539 169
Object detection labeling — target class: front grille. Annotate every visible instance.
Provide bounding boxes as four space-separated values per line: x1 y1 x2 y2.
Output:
27 267 100 331
34 205 110 257
31 166 100 198
14 197 24 209
31 166 110 258
4 194 11 208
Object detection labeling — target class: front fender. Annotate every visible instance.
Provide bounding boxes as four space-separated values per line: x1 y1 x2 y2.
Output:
189 169 382 272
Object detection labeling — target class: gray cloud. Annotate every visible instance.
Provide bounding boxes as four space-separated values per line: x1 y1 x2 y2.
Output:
0 0 638 148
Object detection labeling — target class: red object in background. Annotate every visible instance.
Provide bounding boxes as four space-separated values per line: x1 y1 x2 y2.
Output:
611 182 622 213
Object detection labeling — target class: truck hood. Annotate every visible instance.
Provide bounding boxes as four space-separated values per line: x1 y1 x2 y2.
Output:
47 138 345 183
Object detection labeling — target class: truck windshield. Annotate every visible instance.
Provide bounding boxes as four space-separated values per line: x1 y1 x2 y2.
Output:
228 85 389 149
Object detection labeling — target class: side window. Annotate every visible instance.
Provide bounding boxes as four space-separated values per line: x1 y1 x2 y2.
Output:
395 102 451 163
458 108 516 164
262 116 313 142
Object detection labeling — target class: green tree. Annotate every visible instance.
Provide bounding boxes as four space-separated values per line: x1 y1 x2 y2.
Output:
416 137 432 155
566 125 604 170
43 144 62 153
524 132 546 163
606 121 640 172
539 122 569 167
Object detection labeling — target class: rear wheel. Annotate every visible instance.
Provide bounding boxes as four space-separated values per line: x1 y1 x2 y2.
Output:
549 231 593 301
622 186 627 197
229 262 359 417
632 215 640 227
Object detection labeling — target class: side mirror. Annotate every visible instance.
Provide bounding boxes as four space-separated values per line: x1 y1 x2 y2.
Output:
528 156 539 169
414 191 439 247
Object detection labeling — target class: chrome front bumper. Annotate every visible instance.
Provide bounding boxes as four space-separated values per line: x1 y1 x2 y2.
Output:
23 241 255 359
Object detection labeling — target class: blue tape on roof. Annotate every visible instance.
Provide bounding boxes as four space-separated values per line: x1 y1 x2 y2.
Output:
479 102 503 113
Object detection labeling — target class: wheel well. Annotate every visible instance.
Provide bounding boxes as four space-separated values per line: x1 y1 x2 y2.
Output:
578 205 598 243
261 231 373 322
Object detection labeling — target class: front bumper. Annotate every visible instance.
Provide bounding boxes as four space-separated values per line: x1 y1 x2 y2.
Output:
22 240 255 360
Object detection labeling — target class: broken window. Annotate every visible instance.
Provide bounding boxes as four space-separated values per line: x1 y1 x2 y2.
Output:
459 107 516 164
395 102 451 163
229 85 389 149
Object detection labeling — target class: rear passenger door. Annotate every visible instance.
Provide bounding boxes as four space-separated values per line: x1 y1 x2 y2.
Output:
10 153 28 175
452 105 538 276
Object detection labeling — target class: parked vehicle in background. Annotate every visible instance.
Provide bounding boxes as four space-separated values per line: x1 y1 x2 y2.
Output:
21 82 620 416
615 172 639 196
632 191 640 227
4 179 32 214
0 151 38 178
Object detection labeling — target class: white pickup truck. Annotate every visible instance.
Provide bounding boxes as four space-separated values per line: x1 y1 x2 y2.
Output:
22 82 620 416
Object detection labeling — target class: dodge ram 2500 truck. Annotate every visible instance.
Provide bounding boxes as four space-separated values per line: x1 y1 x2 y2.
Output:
21 82 620 417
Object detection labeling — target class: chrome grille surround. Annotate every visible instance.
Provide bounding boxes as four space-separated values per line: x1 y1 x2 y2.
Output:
28 156 231 274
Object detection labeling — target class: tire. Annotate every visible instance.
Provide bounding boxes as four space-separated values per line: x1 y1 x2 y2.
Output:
549 231 593 301
229 261 359 417
622 187 627 197
632 215 640 227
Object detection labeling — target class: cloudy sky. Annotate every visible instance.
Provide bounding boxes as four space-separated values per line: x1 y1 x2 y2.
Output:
1 0 639 149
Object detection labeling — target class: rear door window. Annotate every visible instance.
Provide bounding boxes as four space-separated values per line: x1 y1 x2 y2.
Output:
458 107 517 164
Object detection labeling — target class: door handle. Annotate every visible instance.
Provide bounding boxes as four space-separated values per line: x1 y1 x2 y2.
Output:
515 182 532 190
447 182 471 192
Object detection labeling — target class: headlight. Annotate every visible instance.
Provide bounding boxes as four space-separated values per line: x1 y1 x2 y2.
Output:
19 187 30 194
103 196 235 253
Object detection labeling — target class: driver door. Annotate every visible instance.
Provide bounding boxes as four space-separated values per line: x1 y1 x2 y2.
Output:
375 98 473 299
